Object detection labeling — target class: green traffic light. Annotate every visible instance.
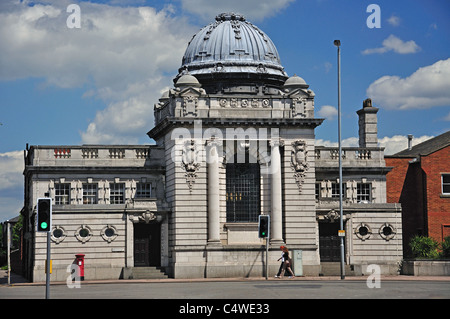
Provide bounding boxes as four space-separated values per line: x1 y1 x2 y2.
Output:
41 222 48 229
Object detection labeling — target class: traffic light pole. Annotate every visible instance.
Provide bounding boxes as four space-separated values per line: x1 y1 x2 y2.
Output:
265 223 269 280
258 215 270 280
45 230 51 299
38 197 52 299
265 216 270 280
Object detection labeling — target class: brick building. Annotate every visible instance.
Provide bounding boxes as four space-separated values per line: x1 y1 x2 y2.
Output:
385 131 450 256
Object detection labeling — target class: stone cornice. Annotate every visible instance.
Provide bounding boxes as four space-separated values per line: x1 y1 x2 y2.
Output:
148 117 324 139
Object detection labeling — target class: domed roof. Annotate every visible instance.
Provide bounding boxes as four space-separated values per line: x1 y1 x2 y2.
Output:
284 74 308 89
175 73 201 88
177 13 287 82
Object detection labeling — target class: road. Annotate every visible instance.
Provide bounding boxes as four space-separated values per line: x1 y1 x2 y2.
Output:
1 277 450 299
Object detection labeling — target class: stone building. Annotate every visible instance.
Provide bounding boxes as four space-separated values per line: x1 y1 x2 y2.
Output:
20 13 402 282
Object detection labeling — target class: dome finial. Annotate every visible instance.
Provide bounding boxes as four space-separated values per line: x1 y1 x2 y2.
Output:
215 13 245 21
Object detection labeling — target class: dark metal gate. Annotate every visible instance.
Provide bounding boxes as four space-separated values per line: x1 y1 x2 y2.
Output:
319 222 342 262
134 223 161 267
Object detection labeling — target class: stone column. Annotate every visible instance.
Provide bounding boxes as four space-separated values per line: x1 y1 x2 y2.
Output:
270 139 284 245
207 139 221 245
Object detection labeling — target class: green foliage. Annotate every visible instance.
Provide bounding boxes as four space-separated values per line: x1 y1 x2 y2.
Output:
409 235 440 259
441 236 450 258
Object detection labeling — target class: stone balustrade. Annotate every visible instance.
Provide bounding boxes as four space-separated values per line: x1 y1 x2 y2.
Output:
26 145 164 167
315 146 385 167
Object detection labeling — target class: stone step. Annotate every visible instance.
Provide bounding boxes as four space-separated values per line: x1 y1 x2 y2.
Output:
131 267 168 279
319 262 355 276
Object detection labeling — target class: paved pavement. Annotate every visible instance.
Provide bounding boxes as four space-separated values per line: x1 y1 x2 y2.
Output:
2 269 450 286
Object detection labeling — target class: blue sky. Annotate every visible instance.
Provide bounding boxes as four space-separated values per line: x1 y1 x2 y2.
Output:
1 0 449 221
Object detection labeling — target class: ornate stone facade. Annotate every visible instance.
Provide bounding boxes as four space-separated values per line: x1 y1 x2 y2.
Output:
20 13 402 282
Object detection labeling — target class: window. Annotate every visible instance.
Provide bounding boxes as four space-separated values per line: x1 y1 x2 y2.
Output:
226 163 260 222
442 174 450 195
51 226 66 244
379 223 396 241
331 182 340 199
75 225 92 243
83 183 98 204
101 225 118 243
355 223 372 241
55 183 70 205
110 183 125 204
136 182 152 198
357 183 371 203
315 183 321 200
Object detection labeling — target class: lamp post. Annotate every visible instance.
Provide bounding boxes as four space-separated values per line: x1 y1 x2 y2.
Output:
334 39 345 280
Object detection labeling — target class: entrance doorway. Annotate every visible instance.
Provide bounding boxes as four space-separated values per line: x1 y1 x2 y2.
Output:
319 222 343 262
134 223 161 267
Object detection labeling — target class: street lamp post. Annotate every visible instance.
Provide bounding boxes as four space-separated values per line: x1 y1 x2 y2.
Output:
334 39 345 280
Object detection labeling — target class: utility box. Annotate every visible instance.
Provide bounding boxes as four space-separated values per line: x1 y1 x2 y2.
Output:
292 250 303 276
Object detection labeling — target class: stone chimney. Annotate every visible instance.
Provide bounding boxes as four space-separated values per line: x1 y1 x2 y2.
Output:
357 98 379 148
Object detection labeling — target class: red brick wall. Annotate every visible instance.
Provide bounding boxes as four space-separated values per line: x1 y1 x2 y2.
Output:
421 146 450 241
385 157 412 203
386 156 426 256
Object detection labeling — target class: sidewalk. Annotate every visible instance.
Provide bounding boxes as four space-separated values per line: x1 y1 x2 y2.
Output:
0 269 29 285
2 269 449 287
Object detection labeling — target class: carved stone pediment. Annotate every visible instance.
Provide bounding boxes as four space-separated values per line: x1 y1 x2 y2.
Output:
285 88 310 98
128 210 167 224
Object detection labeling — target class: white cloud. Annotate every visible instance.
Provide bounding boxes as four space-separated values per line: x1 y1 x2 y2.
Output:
316 135 434 155
0 151 24 221
0 1 197 144
367 58 450 110
315 137 359 148
362 34 420 55
0 151 24 191
179 0 295 22
317 105 338 121
387 15 400 27
378 135 434 155
80 77 169 144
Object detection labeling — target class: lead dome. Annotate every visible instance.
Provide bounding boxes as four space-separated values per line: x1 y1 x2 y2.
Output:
175 13 288 89
284 74 309 89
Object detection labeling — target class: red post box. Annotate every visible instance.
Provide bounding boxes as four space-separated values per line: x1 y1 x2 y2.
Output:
75 254 85 281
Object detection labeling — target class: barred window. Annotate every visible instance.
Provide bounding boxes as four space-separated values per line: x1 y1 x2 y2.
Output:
357 183 371 203
83 183 98 204
110 183 125 204
331 182 340 199
226 163 260 222
315 183 321 200
136 182 152 198
55 183 70 205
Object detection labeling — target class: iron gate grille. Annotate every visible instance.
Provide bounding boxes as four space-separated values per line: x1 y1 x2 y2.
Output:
226 163 260 222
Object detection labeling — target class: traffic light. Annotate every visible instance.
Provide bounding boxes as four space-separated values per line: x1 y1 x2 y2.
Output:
37 198 52 232
258 215 269 238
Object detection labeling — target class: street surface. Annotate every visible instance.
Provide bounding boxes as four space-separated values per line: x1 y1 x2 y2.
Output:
1 275 450 299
